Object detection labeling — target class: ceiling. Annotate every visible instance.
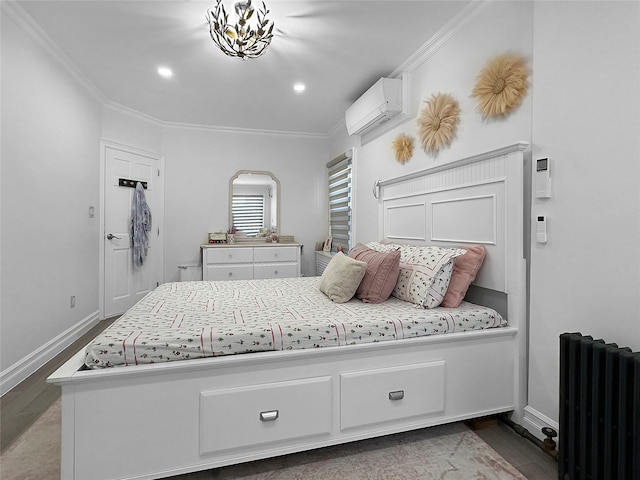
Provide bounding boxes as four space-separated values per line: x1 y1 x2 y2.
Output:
16 1 471 135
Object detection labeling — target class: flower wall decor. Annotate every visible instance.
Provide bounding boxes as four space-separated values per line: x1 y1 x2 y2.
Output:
471 52 529 119
417 92 460 154
392 133 414 164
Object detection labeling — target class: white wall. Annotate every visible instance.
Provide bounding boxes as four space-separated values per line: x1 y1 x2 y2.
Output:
102 110 329 283
1 9 103 380
0 4 329 390
102 104 163 155
161 126 328 281
332 0 640 435
346 1 534 246
4 1 638 437
527 0 640 429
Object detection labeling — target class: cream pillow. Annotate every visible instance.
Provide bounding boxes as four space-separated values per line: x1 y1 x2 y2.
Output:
319 252 367 303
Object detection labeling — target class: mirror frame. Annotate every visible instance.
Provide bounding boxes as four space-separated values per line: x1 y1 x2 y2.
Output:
229 170 281 236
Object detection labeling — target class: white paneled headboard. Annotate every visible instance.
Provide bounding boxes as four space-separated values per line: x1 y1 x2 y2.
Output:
377 142 528 320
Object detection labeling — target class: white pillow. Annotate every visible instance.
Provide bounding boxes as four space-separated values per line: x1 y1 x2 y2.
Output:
319 252 368 303
367 242 466 308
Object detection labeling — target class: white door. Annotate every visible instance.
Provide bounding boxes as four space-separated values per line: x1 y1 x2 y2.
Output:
104 145 163 317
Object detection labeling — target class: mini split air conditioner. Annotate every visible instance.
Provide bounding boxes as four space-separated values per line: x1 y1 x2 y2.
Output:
345 77 402 136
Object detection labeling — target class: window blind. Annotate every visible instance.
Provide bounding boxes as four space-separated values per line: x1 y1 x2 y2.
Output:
327 152 352 252
232 194 265 237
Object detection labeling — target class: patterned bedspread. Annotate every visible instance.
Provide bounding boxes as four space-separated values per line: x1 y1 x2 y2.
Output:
85 277 506 368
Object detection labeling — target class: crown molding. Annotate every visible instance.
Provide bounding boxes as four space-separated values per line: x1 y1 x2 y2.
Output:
391 0 494 76
104 101 163 127
161 119 328 139
2 0 107 104
5 0 490 140
4 1 325 139
105 101 327 138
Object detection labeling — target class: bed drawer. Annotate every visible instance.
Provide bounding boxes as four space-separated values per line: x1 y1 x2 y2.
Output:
204 265 253 281
254 246 298 263
200 376 332 454
205 247 253 264
340 361 445 430
253 263 299 279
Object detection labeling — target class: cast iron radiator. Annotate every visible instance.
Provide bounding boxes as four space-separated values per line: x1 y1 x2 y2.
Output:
559 333 640 480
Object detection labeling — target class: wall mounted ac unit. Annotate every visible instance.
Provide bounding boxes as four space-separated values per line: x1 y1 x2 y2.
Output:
345 77 402 136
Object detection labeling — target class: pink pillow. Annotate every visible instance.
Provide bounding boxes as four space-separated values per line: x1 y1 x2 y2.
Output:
348 243 400 303
440 245 486 308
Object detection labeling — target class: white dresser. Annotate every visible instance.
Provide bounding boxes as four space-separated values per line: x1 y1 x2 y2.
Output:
202 244 301 281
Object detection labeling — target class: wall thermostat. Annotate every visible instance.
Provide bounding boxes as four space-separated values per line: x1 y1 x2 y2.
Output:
535 158 551 198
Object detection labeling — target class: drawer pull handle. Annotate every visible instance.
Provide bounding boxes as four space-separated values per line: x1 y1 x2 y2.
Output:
260 410 279 422
228 272 233 277
388 390 404 401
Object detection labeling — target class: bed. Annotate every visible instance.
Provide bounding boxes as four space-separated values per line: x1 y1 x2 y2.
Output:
49 142 528 480
84 277 506 369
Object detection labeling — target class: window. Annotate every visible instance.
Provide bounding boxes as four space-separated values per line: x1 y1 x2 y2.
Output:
327 151 352 252
231 194 265 236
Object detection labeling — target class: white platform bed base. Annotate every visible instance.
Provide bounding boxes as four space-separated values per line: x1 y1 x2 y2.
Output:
49 142 528 480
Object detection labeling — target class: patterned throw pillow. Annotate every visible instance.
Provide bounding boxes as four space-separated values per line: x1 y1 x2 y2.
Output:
367 242 466 308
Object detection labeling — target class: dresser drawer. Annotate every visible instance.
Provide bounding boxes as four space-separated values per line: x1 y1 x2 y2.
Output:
340 361 445 430
200 376 332 454
254 263 299 279
204 265 253 281
205 247 253 265
254 246 298 263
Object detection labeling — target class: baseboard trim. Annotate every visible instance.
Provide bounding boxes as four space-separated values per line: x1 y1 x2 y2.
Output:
0 311 100 396
522 405 559 441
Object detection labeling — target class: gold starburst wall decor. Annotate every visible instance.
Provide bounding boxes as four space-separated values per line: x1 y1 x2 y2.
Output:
392 133 414 164
417 92 460 154
471 52 529 119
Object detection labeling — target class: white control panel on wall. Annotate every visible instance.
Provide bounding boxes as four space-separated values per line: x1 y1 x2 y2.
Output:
536 215 548 243
535 158 551 198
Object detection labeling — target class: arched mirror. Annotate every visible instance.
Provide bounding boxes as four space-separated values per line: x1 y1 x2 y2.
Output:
229 170 280 237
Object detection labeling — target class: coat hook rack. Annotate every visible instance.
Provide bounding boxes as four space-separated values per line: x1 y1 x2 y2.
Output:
119 178 147 189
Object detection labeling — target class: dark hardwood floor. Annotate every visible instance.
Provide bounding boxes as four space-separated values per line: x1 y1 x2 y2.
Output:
1 317 118 452
475 421 558 479
1 319 558 479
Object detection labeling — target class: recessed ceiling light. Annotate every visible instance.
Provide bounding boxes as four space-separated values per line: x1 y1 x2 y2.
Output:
157 66 173 78
293 82 306 93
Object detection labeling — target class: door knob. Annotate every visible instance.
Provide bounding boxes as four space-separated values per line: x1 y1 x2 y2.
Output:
106 234 121 240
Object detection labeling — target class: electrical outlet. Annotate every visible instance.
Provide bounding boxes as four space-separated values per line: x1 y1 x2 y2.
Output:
70 295 76 308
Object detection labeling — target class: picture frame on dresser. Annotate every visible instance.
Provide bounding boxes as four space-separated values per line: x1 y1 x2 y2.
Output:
323 235 332 252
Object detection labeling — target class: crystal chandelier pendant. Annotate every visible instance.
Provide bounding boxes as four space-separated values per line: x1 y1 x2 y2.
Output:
206 0 275 60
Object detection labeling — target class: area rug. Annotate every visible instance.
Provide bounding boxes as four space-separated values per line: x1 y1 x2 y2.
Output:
1 399 526 480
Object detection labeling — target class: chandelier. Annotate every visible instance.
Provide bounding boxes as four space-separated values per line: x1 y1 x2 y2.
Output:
206 0 275 60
